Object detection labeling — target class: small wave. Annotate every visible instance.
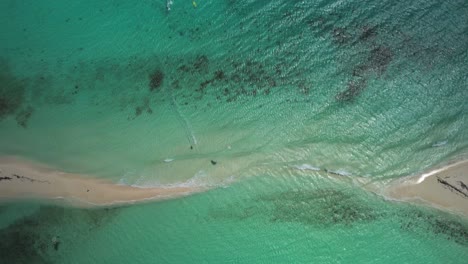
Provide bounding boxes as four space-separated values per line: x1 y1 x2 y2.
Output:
432 140 448 147
325 169 352 177
292 164 321 171
131 170 229 189
163 158 174 163
415 160 467 184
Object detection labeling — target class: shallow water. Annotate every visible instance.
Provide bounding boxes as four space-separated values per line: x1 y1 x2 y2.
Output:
1 0 467 263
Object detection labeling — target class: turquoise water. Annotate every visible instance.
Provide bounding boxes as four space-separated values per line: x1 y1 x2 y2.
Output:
1 0 467 263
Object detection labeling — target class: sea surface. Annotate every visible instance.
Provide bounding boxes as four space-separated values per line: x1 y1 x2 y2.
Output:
1 0 468 263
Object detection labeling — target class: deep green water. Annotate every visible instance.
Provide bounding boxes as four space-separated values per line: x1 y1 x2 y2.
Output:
1 0 467 263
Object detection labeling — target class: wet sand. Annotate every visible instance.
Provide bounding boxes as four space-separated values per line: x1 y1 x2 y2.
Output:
0 157 205 207
383 160 468 216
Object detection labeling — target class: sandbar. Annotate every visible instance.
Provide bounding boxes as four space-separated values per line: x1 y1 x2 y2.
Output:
383 159 468 216
0 156 204 207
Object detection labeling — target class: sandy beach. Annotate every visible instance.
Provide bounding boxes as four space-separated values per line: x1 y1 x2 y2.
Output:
383 159 468 216
0 157 205 207
1 155 467 216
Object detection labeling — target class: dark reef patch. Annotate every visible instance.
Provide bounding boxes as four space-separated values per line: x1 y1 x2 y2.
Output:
15 106 34 128
399 208 468 246
149 69 164 91
359 25 378 42
336 78 367 102
331 27 351 45
171 53 291 105
210 188 381 228
0 205 120 264
261 189 380 227
307 14 395 102
213 70 225 81
0 219 45 264
193 55 209 73
335 45 393 101
367 45 393 75
0 61 26 121
132 98 152 119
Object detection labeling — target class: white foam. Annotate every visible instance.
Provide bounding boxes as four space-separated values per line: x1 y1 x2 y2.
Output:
166 0 173 11
326 169 352 177
163 158 174 163
130 170 210 189
416 160 465 184
292 164 321 171
432 140 448 147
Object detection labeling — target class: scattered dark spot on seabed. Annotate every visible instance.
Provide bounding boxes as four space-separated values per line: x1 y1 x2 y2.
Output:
209 189 380 227
170 51 301 105
399 208 468 246
0 61 26 121
335 44 394 102
209 188 468 246
336 78 367 102
15 106 34 128
307 16 395 102
263 189 380 227
0 205 120 264
193 55 209 72
132 98 152 119
149 69 164 91
331 27 351 45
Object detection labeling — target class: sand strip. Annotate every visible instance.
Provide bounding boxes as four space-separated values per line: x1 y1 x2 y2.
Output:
383 160 468 216
0 157 205 207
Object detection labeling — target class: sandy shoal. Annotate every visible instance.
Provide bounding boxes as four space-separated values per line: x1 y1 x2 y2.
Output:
383 159 468 216
0 157 204 207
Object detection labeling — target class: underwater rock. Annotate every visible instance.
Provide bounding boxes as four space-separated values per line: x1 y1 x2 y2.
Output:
336 78 367 101
15 106 34 128
331 27 351 45
52 236 60 251
263 189 380 227
359 25 378 42
368 45 393 74
193 55 209 72
149 69 164 91
399 209 468 246
0 63 26 121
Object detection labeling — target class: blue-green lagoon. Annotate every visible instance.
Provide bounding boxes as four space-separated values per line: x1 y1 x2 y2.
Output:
1 0 467 263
